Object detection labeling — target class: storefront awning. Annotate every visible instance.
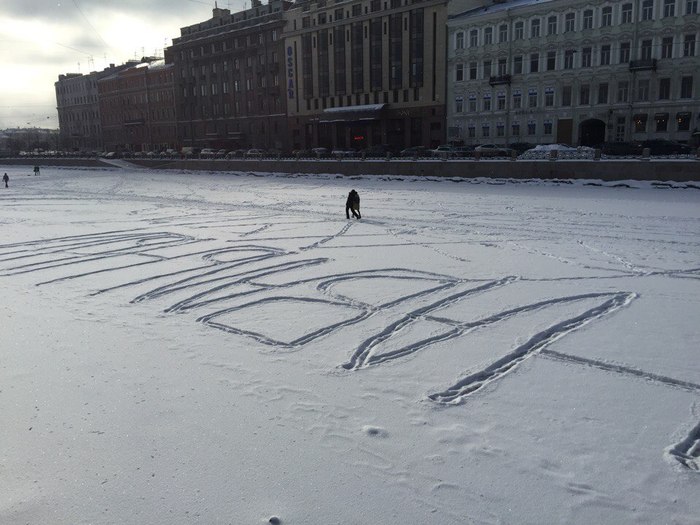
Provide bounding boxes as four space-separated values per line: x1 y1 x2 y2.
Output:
319 103 386 123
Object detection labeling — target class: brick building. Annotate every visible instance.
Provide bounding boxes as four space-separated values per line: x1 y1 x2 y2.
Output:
55 63 136 152
98 59 177 153
167 1 293 152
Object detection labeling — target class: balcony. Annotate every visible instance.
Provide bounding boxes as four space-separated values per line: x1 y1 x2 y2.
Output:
629 59 657 71
489 74 512 86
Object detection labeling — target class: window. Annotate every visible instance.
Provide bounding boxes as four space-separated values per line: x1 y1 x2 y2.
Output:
547 16 557 35
468 124 476 138
582 47 592 67
655 114 668 132
483 94 491 111
622 3 633 23
469 96 477 112
664 0 675 16
499 24 508 43
529 90 537 107
634 114 647 133
641 39 653 60
545 88 554 106
688 0 698 14
601 45 611 65
677 112 691 131
482 124 490 137
455 63 464 81
659 77 671 99
684 34 696 56
564 49 575 69
497 93 506 110
484 27 493 45
583 9 593 29
641 0 653 20
637 79 650 101
483 60 491 78
513 91 522 108
617 80 629 102
455 96 464 113
514 21 524 40
512 123 520 136
580 84 590 105
470 29 478 47
528 122 536 135
662 37 674 58
547 51 556 70
455 32 464 49
616 117 626 141
497 123 505 137
565 12 575 32
469 62 477 80
562 85 572 106
602 6 612 26
531 18 541 38
598 83 609 104
498 58 507 75
544 121 553 135
513 55 523 74
352 3 362 16
620 42 631 63
530 53 539 73
680 75 693 98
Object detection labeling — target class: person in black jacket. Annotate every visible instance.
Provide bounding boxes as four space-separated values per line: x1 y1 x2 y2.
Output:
346 189 361 219
2 173 8 188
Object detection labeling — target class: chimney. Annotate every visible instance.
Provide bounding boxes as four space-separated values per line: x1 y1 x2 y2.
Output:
251 0 262 7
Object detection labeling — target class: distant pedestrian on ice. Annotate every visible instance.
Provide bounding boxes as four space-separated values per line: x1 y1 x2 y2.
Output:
346 189 361 219
33 166 40 176
2 173 8 188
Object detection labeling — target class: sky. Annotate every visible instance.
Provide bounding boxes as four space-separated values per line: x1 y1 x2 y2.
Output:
0 0 246 130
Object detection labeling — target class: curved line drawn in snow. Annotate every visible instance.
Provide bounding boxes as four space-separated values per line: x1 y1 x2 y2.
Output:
666 421 700 471
427 292 637 404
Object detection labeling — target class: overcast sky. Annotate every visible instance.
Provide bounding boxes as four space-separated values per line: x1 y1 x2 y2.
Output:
0 0 246 129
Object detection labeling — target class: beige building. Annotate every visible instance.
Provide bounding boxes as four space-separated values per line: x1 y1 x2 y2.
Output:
284 0 448 151
447 0 700 146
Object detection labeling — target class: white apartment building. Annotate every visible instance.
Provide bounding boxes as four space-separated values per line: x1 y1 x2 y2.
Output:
447 0 700 146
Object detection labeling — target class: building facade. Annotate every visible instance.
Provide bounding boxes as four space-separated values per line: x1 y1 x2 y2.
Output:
98 59 177 153
447 0 700 146
284 0 448 152
167 1 293 152
55 63 136 152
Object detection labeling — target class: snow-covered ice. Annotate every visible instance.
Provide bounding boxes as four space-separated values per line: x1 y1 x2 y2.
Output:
1 166 699 524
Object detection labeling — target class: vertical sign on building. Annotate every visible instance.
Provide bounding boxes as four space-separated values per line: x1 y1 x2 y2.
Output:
287 45 295 99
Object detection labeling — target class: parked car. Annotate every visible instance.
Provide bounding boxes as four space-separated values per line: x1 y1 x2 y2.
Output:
245 148 266 158
508 142 536 155
597 142 643 156
215 149 228 158
200 148 217 158
311 147 331 158
400 146 430 157
331 148 357 158
361 144 395 158
431 145 456 158
452 145 475 157
639 139 692 155
225 149 247 159
474 144 516 157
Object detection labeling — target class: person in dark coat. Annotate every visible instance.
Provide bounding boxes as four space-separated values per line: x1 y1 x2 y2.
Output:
3 173 8 188
33 166 40 176
346 189 361 219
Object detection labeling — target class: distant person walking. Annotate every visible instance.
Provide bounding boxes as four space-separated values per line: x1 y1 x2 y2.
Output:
346 189 361 219
33 166 40 176
2 173 8 188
